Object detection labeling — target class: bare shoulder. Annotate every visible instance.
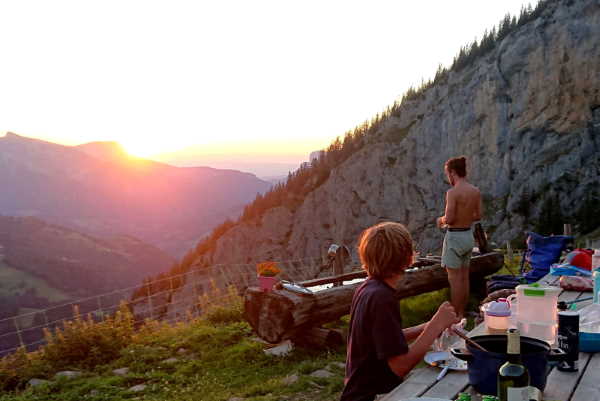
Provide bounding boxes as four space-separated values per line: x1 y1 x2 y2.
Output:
469 183 481 195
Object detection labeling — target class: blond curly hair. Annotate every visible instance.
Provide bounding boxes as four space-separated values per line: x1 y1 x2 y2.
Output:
358 222 413 279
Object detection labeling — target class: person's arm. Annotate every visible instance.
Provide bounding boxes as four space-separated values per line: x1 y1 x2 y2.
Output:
388 302 459 378
438 190 456 227
402 323 426 342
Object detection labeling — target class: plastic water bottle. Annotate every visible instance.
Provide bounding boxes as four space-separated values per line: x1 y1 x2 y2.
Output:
593 250 600 304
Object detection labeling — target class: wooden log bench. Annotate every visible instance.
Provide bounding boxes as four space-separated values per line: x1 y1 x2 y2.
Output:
244 250 504 345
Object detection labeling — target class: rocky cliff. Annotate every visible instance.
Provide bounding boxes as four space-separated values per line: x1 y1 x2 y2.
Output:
196 0 600 266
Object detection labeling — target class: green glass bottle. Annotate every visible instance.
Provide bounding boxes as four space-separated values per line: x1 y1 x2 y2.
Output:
497 328 530 401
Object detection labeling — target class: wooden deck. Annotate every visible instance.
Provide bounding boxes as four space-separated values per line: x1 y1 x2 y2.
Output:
380 274 597 401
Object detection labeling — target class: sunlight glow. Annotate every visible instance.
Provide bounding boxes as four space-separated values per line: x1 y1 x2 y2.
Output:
0 0 535 165
119 138 199 158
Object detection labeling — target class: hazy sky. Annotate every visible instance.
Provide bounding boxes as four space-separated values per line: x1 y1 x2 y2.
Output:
1 0 534 161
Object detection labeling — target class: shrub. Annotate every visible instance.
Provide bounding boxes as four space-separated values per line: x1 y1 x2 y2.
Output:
41 303 134 371
197 284 244 325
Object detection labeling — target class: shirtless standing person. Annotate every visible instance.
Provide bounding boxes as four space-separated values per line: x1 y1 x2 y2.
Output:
437 156 481 318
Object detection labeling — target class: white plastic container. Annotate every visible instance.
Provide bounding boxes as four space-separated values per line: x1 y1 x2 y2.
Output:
517 320 557 344
515 283 561 322
514 283 561 342
592 249 600 269
482 299 511 333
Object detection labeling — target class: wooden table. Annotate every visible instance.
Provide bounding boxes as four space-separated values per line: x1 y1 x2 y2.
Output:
380 274 597 401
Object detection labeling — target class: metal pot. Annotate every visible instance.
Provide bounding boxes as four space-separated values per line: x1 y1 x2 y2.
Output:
451 334 565 395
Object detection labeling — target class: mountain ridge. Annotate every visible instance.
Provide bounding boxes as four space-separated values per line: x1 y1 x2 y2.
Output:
0 132 271 256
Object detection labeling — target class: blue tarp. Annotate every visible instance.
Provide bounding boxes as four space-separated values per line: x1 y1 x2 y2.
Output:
523 232 573 282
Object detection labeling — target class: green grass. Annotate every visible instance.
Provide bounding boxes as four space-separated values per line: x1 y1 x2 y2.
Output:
0 318 346 401
0 261 71 302
0 275 500 401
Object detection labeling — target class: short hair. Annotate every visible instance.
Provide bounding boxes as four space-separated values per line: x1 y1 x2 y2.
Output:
445 156 467 177
358 222 413 280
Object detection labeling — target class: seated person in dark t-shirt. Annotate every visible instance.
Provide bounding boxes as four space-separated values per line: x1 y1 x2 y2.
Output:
341 222 460 401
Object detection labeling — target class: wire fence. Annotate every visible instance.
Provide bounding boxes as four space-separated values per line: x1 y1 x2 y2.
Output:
0 256 329 357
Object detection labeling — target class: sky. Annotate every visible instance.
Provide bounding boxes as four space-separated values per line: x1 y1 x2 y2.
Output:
0 0 535 172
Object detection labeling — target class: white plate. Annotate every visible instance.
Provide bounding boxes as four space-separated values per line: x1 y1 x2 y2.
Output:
424 351 467 371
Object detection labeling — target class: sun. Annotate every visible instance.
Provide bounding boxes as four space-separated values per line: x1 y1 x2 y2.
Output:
119 139 185 159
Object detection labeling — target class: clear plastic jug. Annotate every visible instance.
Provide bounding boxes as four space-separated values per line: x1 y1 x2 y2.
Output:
513 283 561 342
514 283 561 322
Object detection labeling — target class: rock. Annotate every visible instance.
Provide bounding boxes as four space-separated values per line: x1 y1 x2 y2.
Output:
228 397 245 401
177 348 187 355
154 0 600 318
54 371 82 379
310 369 334 378
112 367 130 376
162 357 179 364
264 340 294 356
128 384 147 392
28 378 49 387
251 337 269 344
89 389 100 396
329 362 346 370
281 374 299 385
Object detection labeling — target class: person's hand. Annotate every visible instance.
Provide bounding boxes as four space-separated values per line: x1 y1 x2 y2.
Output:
431 301 460 332
437 216 445 228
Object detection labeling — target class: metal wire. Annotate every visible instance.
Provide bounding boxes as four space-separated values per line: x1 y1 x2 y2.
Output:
0 256 327 355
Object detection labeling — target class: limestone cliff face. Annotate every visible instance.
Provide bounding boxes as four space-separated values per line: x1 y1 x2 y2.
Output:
204 0 600 265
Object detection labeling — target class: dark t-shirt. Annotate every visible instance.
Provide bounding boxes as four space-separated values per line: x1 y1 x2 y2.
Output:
340 278 409 401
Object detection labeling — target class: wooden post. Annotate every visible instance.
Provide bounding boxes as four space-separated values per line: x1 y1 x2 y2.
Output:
563 224 572 236
473 223 490 254
333 246 348 287
506 241 513 263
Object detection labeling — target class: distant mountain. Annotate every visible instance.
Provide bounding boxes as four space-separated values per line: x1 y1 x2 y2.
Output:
76 141 130 164
0 133 271 256
0 215 175 316
152 150 303 178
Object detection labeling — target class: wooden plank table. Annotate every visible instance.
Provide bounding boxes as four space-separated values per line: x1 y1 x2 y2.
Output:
381 274 596 401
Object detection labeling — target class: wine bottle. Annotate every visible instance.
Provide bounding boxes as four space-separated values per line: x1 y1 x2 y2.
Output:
497 328 530 401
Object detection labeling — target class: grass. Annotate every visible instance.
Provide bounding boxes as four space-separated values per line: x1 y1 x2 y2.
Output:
0 260 71 302
0 265 505 401
0 320 346 401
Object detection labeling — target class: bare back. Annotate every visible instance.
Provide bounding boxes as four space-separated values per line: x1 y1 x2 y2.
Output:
445 182 481 228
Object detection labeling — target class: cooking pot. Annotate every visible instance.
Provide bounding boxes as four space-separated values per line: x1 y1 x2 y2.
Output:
451 334 565 395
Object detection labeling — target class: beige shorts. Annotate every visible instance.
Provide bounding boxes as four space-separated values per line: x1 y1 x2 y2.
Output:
442 229 474 269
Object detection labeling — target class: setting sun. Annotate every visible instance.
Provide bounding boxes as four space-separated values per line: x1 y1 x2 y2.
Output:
119 138 191 159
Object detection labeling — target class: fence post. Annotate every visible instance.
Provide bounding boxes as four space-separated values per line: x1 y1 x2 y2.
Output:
147 280 154 320
506 241 513 263
97 296 104 320
13 317 24 348
333 246 348 287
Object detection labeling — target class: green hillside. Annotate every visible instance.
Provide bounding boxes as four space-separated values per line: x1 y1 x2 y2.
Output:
0 260 70 304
